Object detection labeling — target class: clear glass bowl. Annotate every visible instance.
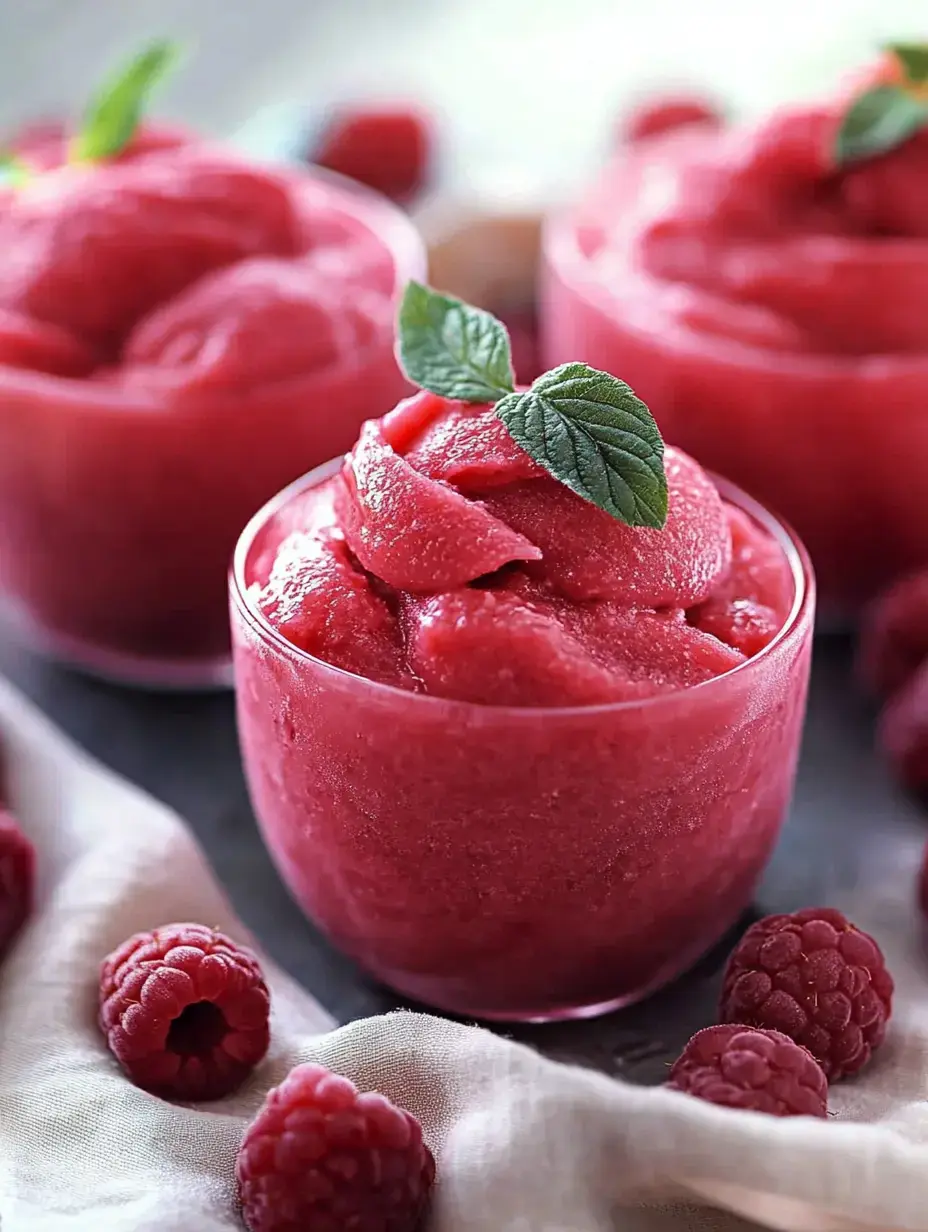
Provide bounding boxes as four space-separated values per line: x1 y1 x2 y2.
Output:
230 459 815 1022
0 166 425 688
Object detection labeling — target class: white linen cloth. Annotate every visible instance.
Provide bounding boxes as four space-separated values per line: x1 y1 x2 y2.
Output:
1 673 927 1232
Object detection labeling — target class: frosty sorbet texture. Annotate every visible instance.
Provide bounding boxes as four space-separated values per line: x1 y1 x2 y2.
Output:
233 385 813 1019
543 88 928 611
0 126 422 681
232 283 813 1020
248 391 795 704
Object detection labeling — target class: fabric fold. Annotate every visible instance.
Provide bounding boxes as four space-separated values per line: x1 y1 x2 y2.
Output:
0 674 925 1231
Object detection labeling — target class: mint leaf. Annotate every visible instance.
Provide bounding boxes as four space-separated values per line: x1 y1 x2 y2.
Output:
889 42 928 85
71 39 181 163
397 281 515 403
495 363 667 529
835 84 928 164
0 151 29 187
394 282 667 528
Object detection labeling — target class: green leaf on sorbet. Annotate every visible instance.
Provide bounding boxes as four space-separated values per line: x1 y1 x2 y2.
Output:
71 39 182 163
395 281 668 529
835 84 928 165
397 280 516 402
889 42 928 85
496 363 668 530
0 151 30 186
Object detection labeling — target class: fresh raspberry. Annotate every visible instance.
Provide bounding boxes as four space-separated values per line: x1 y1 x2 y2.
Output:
719 908 893 1080
236 1062 435 1232
314 105 433 203
856 570 928 698
0 811 35 960
99 923 270 1101
667 1025 827 1117
620 95 722 143
878 660 928 797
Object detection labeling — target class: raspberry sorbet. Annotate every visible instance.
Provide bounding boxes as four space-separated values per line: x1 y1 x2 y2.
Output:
0 124 423 684
232 367 814 1018
542 69 928 613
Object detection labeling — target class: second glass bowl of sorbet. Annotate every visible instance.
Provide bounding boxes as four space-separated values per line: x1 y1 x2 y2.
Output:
0 127 424 685
542 102 928 616
231 391 814 1021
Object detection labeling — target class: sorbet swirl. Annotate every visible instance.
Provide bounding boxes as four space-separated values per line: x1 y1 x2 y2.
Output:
543 101 928 610
247 390 796 705
0 126 422 681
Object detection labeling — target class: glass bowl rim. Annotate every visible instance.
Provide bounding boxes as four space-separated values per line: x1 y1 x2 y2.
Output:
230 455 815 719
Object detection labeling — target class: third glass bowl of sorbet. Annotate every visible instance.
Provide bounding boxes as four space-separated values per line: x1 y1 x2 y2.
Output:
231 389 815 1021
0 126 424 686
542 99 928 617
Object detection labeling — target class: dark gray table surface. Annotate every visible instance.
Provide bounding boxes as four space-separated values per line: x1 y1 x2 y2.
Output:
0 632 921 1081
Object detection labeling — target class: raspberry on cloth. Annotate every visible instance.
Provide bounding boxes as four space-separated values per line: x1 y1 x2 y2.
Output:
99 923 271 1101
719 908 894 1080
667 1025 827 1118
2 670 928 1231
236 1062 435 1232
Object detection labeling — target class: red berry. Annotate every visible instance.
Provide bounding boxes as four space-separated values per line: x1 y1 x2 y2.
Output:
668 1025 827 1117
878 660 928 797
236 1062 435 1232
719 908 893 1080
857 570 928 698
620 95 722 144
0 811 34 959
314 106 433 204
99 923 270 1101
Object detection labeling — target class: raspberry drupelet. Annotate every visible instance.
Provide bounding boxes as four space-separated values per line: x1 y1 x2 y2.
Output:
236 1062 435 1232
99 923 270 1101
719 908 893 1080
0 811 35 960
667 1025 828 1117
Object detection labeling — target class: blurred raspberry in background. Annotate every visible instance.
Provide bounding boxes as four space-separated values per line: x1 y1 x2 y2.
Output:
314 104 434 205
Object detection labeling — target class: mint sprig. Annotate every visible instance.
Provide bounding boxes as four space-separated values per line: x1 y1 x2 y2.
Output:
70 39 181 164
396 282 667 529
398 281 515 402
889 42 928 84
496 365 667 528
835 42 928 165
0 151 30 187
836 84 928 164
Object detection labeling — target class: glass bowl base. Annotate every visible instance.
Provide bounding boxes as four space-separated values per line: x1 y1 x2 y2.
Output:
367 914 744 1024
0 599 233 691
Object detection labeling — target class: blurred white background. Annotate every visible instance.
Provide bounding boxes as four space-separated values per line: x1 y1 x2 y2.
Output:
0 0 924 194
